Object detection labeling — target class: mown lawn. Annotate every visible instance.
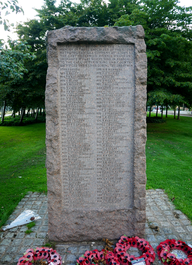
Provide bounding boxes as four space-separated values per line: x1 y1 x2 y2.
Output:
146 115 192 220
0 116 192 228
0 123 46 227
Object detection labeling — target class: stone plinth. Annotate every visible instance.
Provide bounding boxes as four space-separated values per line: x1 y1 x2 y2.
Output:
46 26 147 242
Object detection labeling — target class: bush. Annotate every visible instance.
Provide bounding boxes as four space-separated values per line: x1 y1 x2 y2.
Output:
147 117 166 123
0 115 45 126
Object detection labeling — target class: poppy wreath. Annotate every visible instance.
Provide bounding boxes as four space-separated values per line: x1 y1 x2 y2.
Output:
114 235 155 265
17 247 62 265
157 239 192 265
77 249 120 265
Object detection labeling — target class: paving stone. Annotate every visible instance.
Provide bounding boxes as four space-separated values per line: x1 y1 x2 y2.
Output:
12 238 24 246
19 247 28 255
79 245 91 254
37 232 47 238
171 220 182 226
145 228 154 235
33 238 45 246
42 219 49 225
9 246 19 255
19 226 28 232
1 254 13 262
39 225 48 232
0 245 7 255
4 232 15 239
174 226 186 233
1 238 13 246
155 234 167 243
159 222 170 227
66 254 78 263
31 226 39 232
93 245 103 251
14 254 23 263
161 227 174 234
25 232 37 238
179 234 191 241
145 234 156 242
163 211 173 216
22 238 34 246
68 246 78 254
146 211 154 217
186 226 192 232
16 232 26 239
167 234 178 240
181 219 191 225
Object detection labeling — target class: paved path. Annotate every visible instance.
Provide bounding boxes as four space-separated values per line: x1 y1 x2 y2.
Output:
0 189 191 264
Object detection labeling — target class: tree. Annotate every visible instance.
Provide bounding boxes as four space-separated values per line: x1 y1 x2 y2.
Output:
7 0 191 123
114 0 192 107
170 94 185 119
147 90 171 118
0 40 35 123
0 0 23 30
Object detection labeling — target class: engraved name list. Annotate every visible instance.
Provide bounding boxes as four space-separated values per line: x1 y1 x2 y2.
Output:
58 44 135 211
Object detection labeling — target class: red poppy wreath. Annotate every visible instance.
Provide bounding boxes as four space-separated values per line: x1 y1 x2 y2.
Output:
77 249 120 265
114 236 155 265
17 247 62 265
157 239 192 265
77 236 155 265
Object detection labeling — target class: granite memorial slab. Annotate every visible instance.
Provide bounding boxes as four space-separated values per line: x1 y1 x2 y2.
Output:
46 26 147 242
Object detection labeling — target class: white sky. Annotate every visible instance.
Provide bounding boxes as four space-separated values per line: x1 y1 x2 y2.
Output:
0 0 191 42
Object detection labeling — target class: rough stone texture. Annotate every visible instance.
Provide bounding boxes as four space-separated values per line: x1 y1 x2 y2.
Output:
46 26 147 242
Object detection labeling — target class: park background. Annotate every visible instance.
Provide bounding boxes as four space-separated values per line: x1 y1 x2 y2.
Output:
0 0 192 230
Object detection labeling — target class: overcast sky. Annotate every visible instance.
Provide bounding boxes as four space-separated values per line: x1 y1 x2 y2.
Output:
1 0 191 42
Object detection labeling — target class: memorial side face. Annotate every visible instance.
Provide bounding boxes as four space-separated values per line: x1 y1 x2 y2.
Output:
59 44 134 210
46 26 147 241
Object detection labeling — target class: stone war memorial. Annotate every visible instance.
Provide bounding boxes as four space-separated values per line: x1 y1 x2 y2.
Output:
46 26 147 242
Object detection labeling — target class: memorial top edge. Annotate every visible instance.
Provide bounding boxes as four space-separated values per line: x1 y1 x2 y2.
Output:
47 25 145 46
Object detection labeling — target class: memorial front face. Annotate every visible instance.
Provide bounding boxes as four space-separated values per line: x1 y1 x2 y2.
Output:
46 27 147 242
59 44 134 210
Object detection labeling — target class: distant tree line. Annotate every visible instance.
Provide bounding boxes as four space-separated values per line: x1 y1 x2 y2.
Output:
0 0 192 123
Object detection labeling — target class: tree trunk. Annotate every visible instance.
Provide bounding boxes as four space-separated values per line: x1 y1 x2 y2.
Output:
161 106 163 119
1 101 6 123
26 108 30 117
156 106 158 117
40 108 42 116
166 106 168 118
174 108 176 119
149 109 151 117
177 106 180 120
12 110 15 118
19 108 25 125
35 108 39 121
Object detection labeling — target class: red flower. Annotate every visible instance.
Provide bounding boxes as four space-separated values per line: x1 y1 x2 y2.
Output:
23 253 33 262
17 247 62 265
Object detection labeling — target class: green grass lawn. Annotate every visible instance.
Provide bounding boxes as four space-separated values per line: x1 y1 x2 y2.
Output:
146 115 192 220
0 123 46 227
0 116 192 228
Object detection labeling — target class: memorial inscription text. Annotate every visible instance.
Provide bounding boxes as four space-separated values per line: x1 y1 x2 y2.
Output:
58 44 135 210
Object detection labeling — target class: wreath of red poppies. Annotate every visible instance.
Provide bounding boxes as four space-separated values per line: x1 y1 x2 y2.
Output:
77 249 120 265
77 236 155 265
114 235 155 265
17 247 62 265
157 239 192 265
